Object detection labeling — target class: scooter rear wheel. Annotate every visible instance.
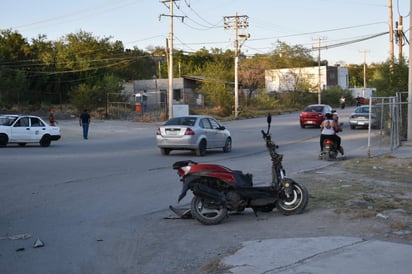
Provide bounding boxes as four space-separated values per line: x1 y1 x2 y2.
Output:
191 196 227 225
276 179 309 215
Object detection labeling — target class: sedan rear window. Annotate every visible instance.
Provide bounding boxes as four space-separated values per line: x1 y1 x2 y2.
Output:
0 116 17 126
164 117 197 126
304 106 323 112
355 107 369 113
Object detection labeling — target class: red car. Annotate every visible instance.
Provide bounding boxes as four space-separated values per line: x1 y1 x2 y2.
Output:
299 104 333 128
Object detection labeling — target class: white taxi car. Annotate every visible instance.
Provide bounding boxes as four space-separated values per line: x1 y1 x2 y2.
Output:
0 114 61 147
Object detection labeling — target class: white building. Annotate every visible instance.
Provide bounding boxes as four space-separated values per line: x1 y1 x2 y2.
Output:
265 65 349 92
349 87 376 98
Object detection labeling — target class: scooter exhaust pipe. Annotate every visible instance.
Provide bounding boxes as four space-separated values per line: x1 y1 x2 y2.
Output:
192 184 226 203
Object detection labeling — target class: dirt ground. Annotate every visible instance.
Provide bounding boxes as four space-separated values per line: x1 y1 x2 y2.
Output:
294 154 412 244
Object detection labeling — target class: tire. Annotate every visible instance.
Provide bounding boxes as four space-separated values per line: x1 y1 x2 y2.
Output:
196 139 207 156
321 148 330 161
18 143 27 147
0 134 8 147
40 135 51 147
160 148 171 155
222 137 232 153
350 125 355 129
276 179 309 215
190 196 228 225
329 151 337 160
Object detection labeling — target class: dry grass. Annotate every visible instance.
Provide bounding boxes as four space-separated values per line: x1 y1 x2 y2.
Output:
296 155 412 221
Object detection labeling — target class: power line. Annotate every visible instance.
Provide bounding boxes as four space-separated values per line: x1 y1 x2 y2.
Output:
314 32 389 51
12 0 139 30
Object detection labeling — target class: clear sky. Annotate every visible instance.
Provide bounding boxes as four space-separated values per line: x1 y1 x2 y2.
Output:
0 0 409 65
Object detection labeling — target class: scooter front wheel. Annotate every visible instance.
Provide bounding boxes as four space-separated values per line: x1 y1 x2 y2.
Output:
276 179 309 215
191 196 228 225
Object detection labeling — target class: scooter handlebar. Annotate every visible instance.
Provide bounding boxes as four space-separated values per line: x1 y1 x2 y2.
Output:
261 130 271 140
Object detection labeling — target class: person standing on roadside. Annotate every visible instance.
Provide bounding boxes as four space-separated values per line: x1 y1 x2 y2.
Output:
339 96 345 109
79 109 91 139
49 107 56 126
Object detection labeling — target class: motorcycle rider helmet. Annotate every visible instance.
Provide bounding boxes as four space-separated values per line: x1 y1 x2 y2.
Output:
325 112 333 119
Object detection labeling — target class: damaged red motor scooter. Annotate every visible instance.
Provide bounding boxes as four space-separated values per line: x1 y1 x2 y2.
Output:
170 114 309 225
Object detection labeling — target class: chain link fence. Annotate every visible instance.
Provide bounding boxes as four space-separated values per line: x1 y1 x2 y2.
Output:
106 101 167 122
366 93 408 157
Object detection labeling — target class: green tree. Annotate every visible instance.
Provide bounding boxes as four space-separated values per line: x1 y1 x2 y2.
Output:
271 41 316 69
0 29 31 107
238 54 272 106
369 61 408 96
70 74 123 112
194 60 233 114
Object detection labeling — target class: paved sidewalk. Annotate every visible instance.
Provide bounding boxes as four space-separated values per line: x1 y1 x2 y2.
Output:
220 144 412 274
221 236 412 274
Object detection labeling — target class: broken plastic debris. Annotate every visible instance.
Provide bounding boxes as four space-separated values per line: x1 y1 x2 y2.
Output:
376 213 389 219
168 205 192 219
0 233 32 240
33 238 45 248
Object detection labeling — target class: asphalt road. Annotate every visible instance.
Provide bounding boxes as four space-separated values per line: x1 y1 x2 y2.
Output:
0 107 393 274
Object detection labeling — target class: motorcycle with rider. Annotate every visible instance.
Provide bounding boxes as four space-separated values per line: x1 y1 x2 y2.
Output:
319 112 344 160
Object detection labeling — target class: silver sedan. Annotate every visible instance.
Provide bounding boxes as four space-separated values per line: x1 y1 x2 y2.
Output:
156 115 232 156
349 105 380 129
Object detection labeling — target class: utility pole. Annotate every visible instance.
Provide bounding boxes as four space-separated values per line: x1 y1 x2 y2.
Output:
168 1 174 119
313 37 326 104
396 16 404 63
160 0 184 118
224 13 249 118
388 0 394 71
408 0 412 142
360 50 369 97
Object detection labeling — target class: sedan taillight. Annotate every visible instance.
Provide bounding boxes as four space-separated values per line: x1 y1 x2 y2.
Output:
184 128 195 135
